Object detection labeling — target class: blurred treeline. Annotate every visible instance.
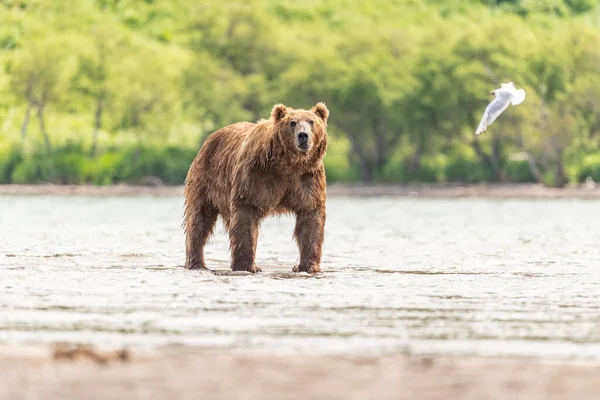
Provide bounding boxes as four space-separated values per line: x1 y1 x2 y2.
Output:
1 0 600 186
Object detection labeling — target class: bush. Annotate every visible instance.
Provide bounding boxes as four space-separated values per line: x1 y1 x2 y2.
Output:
49 152 87 184
444 146 496 183
11 152 87 184
418 154 448 182
155 147 198 184
380 152 406 182
0 144 24 184
83 146 197 185
504 159 536 183
11 158 43 184
84 151 125 185
324 155 360 182
575 154 600 182
4 145 198 185
383 153 449 183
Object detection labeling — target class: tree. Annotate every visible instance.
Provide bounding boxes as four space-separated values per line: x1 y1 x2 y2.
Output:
281 27 416 182
72 24 124 154
109 41 187 144
184 1 287 125
8 34 77 151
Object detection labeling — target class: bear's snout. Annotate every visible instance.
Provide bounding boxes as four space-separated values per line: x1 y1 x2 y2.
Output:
298 132 309 145
292 119 315 152
297 131 310 151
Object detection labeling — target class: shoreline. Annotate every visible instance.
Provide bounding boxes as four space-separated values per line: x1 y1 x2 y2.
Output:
2 344 600 399
1 182 600 199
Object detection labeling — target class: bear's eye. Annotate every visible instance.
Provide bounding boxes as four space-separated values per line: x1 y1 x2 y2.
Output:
308 119 314 126
290 121 297 128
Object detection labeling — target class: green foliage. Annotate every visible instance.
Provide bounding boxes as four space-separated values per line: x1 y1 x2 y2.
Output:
1 143 197 185
1 0 600 186
82 146 196 185
504 159 536 183
0 143 23 183
444 146 497 183
575 154 600 182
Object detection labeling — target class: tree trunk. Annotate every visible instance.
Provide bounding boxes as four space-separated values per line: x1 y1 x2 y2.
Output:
553 152 567 188
344 127 372 183
21 103 34 141
357 161 374 183
374 121 387 173
471 137 503 181
352 142 372 183
525 152 544 184
409 130 425 177
410 145 422 176
91 99 103 156
37 105 52 152
490 135 507 181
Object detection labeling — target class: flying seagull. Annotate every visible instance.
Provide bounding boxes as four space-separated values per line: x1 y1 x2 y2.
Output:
475 82 526 135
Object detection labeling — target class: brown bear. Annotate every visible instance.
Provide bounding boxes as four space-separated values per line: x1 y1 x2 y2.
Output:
183 102 329 274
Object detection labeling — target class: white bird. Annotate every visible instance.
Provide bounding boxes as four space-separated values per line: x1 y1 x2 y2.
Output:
475 82 526 135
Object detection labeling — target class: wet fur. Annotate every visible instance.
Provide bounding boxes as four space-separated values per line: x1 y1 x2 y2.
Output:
183 103 329 274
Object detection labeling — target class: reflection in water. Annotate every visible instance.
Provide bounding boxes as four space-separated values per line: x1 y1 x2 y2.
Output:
1 195 600 362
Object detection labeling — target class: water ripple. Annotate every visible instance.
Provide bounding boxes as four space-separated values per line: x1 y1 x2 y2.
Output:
1 196 600 362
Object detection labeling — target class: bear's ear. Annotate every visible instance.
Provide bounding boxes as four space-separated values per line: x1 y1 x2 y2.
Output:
271 104 288 121
312 102 329 123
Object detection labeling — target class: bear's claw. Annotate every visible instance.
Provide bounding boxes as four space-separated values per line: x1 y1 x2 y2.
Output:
185 263 208 271
292 265 321 274
232 265 262 273
249 265 262 273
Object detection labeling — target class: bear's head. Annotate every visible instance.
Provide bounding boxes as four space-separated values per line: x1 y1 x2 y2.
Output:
270 102 329 160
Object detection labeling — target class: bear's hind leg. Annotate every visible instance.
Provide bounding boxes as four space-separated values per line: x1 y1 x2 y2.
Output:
184 201 218 270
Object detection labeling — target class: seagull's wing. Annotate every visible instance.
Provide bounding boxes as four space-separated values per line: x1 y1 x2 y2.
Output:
500 83 526 105
509 88 526 105
475 95 511 135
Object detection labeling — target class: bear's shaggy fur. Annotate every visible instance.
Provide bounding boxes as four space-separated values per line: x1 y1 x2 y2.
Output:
183 102 329 274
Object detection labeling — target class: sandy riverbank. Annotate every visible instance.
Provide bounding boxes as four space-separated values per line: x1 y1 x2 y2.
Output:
2 345 599 400
2 182 600 199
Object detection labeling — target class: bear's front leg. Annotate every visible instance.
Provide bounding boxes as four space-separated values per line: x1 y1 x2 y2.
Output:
292 206 326 274
228 203 263 273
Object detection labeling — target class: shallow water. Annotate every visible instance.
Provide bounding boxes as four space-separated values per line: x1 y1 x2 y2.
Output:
1 194 600 361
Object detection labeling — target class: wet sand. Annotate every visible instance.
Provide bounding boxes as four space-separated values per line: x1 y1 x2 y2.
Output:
2 345 600 400
2 182 600 199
